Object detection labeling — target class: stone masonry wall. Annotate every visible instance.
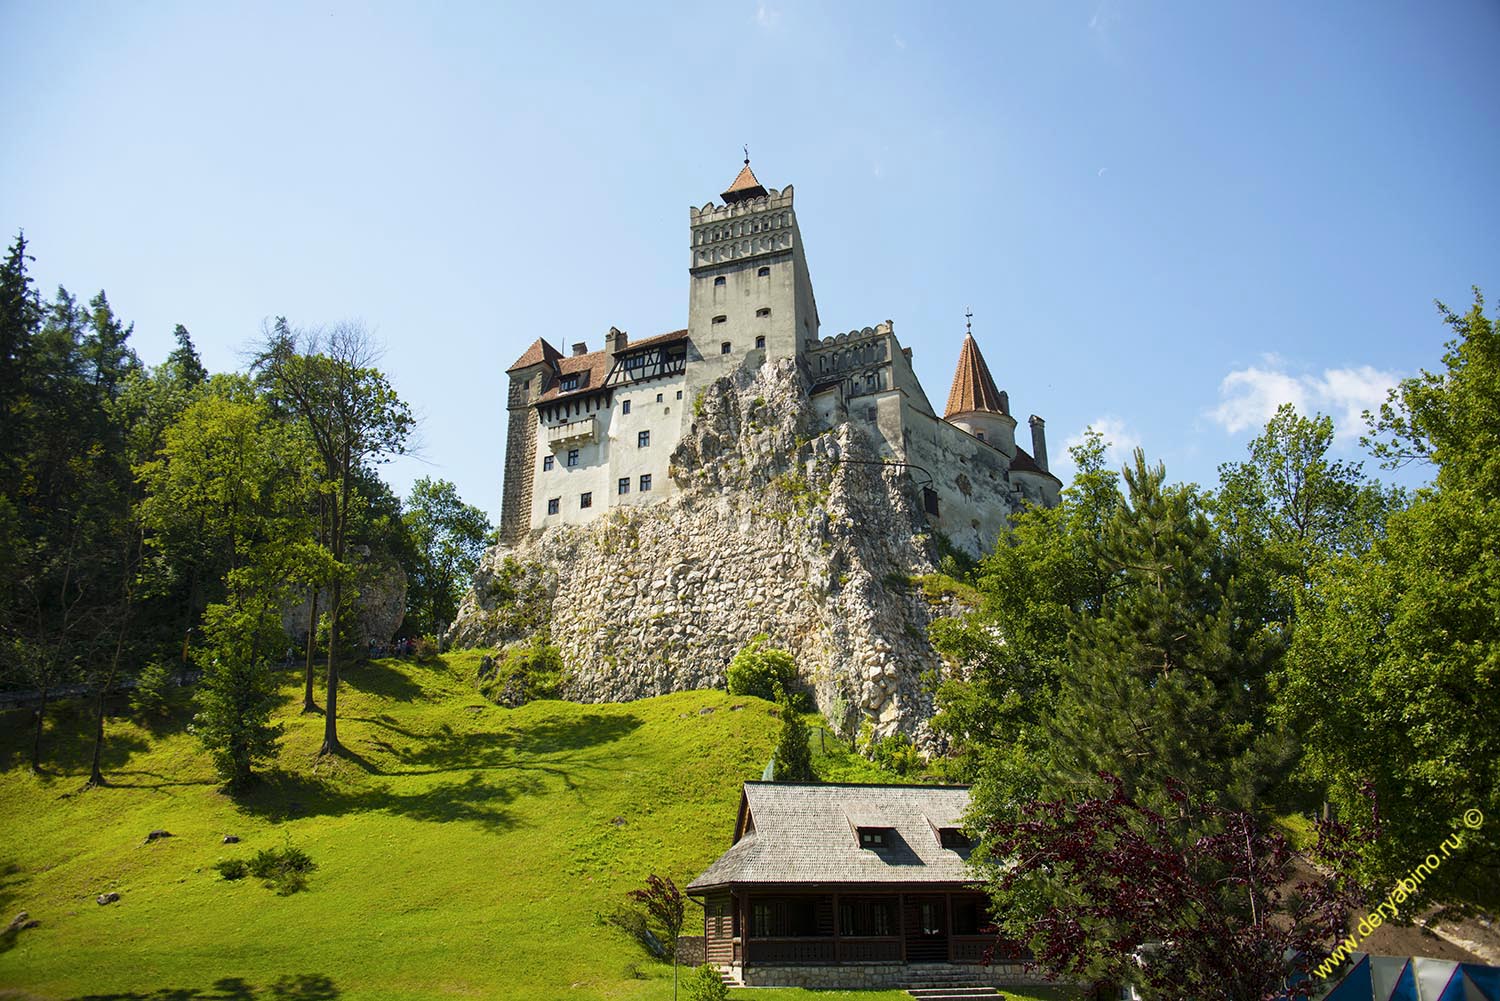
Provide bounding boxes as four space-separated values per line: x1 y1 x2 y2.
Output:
451 359 950 738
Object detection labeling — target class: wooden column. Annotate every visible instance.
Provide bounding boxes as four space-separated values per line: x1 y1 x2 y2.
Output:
832 891 841 965
898 892 907 963
945 892 955 963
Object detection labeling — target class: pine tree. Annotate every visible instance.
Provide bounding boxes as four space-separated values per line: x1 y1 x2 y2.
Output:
773 685 815 782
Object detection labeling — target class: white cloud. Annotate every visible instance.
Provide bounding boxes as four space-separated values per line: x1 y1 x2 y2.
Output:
1058 416 1142 479
755 2 780 28
893 34 907 50
1208 360 1399 441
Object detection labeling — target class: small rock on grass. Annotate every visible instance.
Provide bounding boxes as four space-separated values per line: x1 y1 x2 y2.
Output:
6 911 39 933
222 834 240 844
96 892 119 906
145 829 172 842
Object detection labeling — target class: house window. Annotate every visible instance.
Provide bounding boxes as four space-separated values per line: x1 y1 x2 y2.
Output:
750 898 820 938
712 315 727 325
543 455 554 472
640 474 652 492
919 902 943 936
757 266 770 277
566 449 579 467
714 276 726 286
756 307 770 318
547 498 559 515
622 400 631 415
952 896 993 936
858 828 887 849
720 342 732 355
560 375 579 391
580 492 592 509
618 477 630 496
755 335 766 350
656 392 663 403
839 898 896 938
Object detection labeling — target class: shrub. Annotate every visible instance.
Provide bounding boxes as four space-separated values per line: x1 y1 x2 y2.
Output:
131 659 180 718
215 858 248 880
412 634 442 662
726 635 799 705
684 961 728 1001
478 637 566 708
243 840 317 895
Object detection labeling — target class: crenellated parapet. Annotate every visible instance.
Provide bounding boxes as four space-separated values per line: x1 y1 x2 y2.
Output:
689 187 798 268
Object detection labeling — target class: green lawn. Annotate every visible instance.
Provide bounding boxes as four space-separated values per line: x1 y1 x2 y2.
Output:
0 654 1076 1001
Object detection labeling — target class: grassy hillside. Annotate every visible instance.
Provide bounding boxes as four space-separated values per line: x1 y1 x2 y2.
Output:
0 654 1072 1001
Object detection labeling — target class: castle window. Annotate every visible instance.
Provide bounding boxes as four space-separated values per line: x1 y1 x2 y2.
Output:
656 392 663 403
617 477 630 496
622 400 631 415
757 266 770 277
720 342 732 355
638 430 650 448
714 276 726 287
640 474 652 492
547 498 560 515
543 455 554 472
756 335 766 350
756 308 770 318
676 390 683 400
580 492 593 509
560 375 579 391
976 432 986 442
566 449 579 467
923 488 940 516
712 315 727 325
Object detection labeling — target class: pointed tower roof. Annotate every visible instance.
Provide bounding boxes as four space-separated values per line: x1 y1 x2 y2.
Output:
507 337 562 373
944 333 1008 418
722 155 768 203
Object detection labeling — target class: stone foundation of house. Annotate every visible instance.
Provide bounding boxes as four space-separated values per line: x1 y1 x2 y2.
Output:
734 961 1055 990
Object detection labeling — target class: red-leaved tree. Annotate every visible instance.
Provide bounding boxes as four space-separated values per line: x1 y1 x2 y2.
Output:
980 773 1367 1001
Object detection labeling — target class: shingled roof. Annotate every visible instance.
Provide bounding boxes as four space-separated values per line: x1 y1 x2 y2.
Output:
722 161 769 203
686 783 975 893
943 334 1008 418
507 337 563 373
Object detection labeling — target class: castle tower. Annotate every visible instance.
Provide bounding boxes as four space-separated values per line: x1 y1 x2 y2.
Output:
685 157 820 393
499 338 561 544
944 329 1018 457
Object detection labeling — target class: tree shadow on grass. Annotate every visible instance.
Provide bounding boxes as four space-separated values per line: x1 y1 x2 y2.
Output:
231 712 644 830
338 659 425 702
0 702 151 780
72 972 338 1000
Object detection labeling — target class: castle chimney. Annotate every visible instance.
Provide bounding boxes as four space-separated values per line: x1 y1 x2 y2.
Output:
605 326 628 355
571 342 588 356
1029 415 1049 472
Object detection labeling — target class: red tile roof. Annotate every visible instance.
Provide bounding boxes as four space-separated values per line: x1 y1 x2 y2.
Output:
943 334 1007 418
506 337 563 373
722 162 768 203
530 329 689 405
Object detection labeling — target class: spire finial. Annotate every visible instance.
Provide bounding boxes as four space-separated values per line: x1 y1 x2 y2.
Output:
965 306 973 336
743 144 750 165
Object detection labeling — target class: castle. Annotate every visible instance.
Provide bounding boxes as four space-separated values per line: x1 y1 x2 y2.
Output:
499 160 1061 558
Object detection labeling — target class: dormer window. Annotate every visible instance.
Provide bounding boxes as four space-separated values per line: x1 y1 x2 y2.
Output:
939 828 971 850
560 375 579 391
857 828 888 849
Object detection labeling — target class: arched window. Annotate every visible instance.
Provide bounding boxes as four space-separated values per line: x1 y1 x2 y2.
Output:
712 315 727 324
756 308 770 318
714 276 726 287
757 266 770 277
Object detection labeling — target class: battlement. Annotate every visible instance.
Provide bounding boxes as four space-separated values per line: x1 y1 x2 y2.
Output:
811 322 894 348
688 185 795 225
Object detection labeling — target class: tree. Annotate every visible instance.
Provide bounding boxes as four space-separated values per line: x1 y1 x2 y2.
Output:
629 874 688 998
1277 289 1499 901
726 635 798 704
402 477 492 637
256 320 413 755
772 685 815 782
138 384 325 787
980 773 1365 1001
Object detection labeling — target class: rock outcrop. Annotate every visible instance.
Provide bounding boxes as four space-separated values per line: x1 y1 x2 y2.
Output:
450 360 949 739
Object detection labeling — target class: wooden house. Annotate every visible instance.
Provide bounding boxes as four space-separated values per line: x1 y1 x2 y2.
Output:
685 782 1047 990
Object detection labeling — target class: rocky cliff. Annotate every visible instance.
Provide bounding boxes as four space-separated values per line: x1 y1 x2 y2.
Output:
449 360 951 739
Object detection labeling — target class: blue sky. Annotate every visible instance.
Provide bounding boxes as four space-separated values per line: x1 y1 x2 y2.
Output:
3 1 1496 518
